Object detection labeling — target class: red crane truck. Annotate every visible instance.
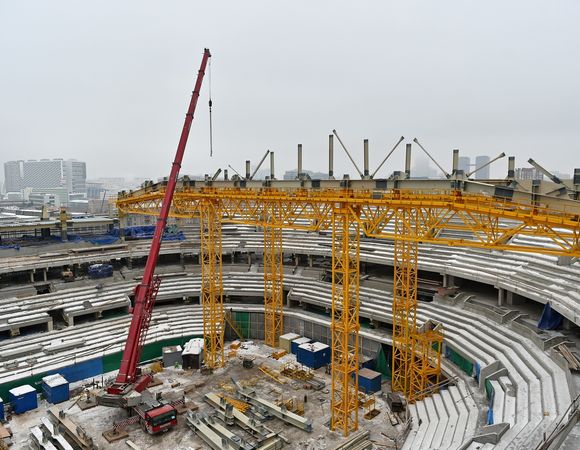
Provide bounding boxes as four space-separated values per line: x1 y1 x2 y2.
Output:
97 48 211 434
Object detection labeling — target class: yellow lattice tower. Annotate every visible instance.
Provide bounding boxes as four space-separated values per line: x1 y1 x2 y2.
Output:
391 207 420 395
409 327 444 402
330 203 361 436
200 198 225 368
264 199 284 347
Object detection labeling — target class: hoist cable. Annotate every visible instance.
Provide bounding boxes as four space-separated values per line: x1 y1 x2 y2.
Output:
208 56 213 157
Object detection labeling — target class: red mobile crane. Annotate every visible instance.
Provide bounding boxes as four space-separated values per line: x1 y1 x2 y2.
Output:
97 48 211 434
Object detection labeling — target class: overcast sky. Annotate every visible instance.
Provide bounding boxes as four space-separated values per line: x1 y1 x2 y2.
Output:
1 1 579 182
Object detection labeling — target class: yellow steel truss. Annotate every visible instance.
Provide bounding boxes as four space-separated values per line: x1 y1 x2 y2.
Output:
120 189 580 255
199 198 224 369
330 204 361 436
391 208 419 395
409 328 444 402
117 187 580 436
264 199 284 347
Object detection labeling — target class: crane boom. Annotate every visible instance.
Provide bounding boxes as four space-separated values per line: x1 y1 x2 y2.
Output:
107 48 211 397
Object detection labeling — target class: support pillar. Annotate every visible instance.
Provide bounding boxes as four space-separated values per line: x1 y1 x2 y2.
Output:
297 144 303 179
119 211 127 242
391 205 443 403
499 288 514 306
392 208 419 396
506 290 514 305
442 274 455 288
498 288 506 306
200 198 225 369
363 139 369 178
263 197 284 347
405 143 412 179
558 256 572 266
43 268 48 282
329 134 334 179
330 203 360 436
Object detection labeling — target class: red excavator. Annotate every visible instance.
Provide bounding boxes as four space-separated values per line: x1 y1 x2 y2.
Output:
96 48 211 434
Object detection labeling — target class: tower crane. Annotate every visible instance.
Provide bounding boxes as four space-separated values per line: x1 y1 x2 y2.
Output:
96 48 211 434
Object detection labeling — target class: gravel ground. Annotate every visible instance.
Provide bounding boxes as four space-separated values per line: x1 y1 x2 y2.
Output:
7 341 403 449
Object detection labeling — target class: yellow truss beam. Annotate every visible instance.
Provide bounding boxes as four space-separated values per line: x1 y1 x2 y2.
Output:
118 188 580 256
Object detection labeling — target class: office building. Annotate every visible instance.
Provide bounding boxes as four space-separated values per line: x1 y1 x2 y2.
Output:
458 156 471 173
3 159 87 198
4 160 24 192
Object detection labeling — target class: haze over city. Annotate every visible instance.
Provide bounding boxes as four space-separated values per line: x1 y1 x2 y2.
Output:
1 0 579 183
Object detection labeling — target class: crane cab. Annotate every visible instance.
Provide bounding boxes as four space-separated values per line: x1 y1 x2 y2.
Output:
134 403 177 434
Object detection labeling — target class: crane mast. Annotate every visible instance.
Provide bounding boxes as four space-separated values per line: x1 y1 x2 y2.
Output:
106 48 211 398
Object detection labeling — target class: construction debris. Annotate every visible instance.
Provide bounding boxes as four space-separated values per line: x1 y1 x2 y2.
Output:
217 394 251 413
259 365 287 384
332 430 373 450
271 350 287 360
555 343 580 370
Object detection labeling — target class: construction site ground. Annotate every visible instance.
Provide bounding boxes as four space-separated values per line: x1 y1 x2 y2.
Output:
8 341 405 450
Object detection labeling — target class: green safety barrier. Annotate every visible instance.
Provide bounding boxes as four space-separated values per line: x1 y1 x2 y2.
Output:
485 378 494 400
233 311 250 339
0 334 201 400
446 347 474 376
375 345 392 379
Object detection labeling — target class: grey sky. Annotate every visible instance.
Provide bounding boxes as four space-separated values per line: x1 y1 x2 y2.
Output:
1 0 579 182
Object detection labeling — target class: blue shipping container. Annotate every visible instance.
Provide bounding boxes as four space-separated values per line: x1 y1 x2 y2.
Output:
42 374 70 404
358 368 381 393
291 337 311 354
297 342 330 369
9 385 37 414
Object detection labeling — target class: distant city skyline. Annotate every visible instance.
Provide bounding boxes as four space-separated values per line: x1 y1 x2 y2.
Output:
0 154 574 190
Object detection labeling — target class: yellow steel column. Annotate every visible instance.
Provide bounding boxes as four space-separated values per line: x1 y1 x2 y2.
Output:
200 198 225 369
264 200 284 347
391 208 419 395
330 203 360 436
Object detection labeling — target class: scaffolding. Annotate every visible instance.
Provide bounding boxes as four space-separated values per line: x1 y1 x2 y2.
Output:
330 203 361 436
200 198 224 369
409 328 444 402
264 198 284 347
391 208 420 396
